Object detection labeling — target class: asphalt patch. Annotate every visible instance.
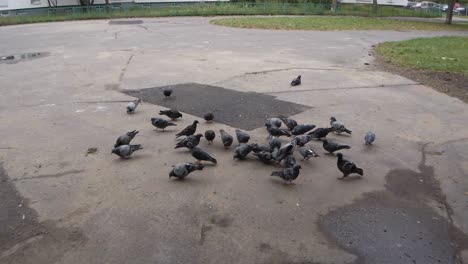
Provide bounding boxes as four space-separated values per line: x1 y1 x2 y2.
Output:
0 52 50 64
109 20 143 25
319 144 468 264
123 83 311 130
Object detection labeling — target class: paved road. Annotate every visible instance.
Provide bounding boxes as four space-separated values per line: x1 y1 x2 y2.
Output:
0 17 468 264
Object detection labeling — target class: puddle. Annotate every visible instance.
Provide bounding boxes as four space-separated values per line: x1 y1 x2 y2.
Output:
0 52 50 64
319 144 468 264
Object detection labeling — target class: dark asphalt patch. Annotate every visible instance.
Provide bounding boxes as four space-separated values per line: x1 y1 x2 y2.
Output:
123 83 311 130
109 20 143 25
319 144 468 264
0 163 86 262
0 52 50 64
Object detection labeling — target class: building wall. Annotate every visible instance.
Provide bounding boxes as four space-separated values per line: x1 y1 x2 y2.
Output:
0 0 131 11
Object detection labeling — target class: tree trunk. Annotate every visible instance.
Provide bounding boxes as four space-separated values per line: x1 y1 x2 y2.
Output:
105 0 109 5
372 0 378 14
331 0 337 13
445 0 456 24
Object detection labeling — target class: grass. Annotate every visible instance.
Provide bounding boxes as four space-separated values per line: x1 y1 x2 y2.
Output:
210 16 468 31
376 36 468 76
0 3 441 26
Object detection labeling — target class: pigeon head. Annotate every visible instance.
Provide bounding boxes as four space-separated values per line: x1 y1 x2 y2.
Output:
298 75 301 79
265 123 272 128
111 148 117 154
330 117 337 122
336 153 343 158
135 99 142 104
195 134 203 139
322 139 329 144
193 120 199 125
294 164 302 170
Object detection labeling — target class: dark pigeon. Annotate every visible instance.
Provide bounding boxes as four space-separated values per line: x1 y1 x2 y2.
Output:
220 129 234 148
235 129 250 145
284 154 296 168
290 75 301 86
190 147 217 164
278 115 298 131
126 99 141 114
176 120 199 138
114 130 139 148
233 143 257 160
291 124 316 135
151 117 177 131
271 164 302 185
163 88 172 98
266 123 291 138
159 109 183 120
111 144 142 159
322 139 351 154
292 135 312 147
336 153 363 180
204 112 214 122
365 131 376 145
275 142 295 162
204 130 216 144
169 162 203 180
175 134 203 149
253 151 274 164
266 118 282 128
269 137 282 152
252 144 272 154
330 117 352 135
308 127 334 139
299 146 320 160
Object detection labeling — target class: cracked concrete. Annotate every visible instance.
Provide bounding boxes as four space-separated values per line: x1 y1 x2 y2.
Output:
0 17 468 264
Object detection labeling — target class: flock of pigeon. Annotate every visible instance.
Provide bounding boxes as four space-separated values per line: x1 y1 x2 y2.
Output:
111 76 376 185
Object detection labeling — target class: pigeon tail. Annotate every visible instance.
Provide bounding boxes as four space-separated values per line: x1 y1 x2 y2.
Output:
209 158 217 164
354 167 364 176
271 171 282 177
131 144 143 152
344 129 352 134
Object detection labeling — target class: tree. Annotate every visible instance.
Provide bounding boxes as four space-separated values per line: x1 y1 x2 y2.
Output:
47 0 58 7
445 0 456 24
331 0 337 12
79 0 95 5
372 0 378 13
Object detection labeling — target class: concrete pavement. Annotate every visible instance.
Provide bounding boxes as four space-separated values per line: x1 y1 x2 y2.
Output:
1 17 468 264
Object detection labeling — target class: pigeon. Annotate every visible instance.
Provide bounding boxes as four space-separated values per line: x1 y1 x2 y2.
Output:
252 144 272 154
190 147 217 164
330 117 352 135
235 129 250 145
266 118 282 128
271 164 302 185
275 142 295 162
364 131 376 145
269 137 282 152
159 109 183 120
111 144 142 159
299 147 320 160
291 124 316 135
220 129 234 148
204 112 214 122
290 75 301 86
233 143 257 160
204 130 216 144
308 127 334 139
292 135 312 147
176 120 199 138
151 117 177 131
278 115 298 131
253 151 274 164
175 134 203 149
169 162 203 180
126 99 141 114
284 154 296 168
163 88 172 98
114 130 139 148
322 139 351 154
265 123 291 138
336 153 363 180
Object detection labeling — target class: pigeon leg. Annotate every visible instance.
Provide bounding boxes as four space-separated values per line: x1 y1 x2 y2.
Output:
337 175 346 180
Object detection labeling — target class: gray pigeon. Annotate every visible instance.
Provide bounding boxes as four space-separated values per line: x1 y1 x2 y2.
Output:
233 143 257 160
176 120 199 138
330 117 352 135
291 124 316 135
220 129 234 148
190 147 217 164
290 75 301 86
159 109 182 120
205 130 216 144
235 129 250 145
322 139 351 154
151 117 177 131
275 142 295 162
111 144 143 159
126 99 141 114
336 153 363 180
365 131 376 145
169 162 203 180
266 123 291 138
269 137 282 152
114 130 139 148
253 151 274 164
307 127 334 139
284 154 296 168
266 118 282 128
293 135 312 147
299 146 320 160
175 134 203 149
252 144 271 154
278 115 298 131
271 164 302 185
